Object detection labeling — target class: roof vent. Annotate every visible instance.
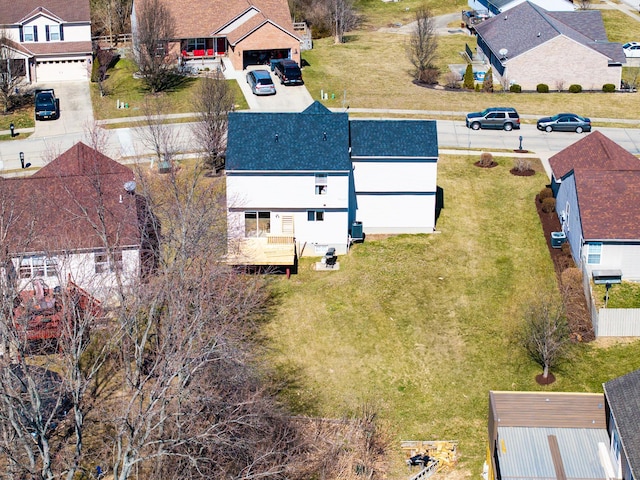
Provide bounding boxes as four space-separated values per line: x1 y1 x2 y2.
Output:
504 15 508 20
323 132 327 141
537 32 541 37
499 48 508 59
275 133 279 142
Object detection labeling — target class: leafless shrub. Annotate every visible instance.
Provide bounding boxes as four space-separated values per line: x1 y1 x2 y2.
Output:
514 158 532 172
444 71 461 89
555 79 565 92
479 152 494 167
542 197 556 213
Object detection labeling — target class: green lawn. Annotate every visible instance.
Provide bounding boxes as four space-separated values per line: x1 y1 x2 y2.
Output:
0 104 35 131
594 281 640 308
263 154 640 476
90 57 248 120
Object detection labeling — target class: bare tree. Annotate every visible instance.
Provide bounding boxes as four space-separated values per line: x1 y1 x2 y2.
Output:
91 0 133 41
331 0 358 44
0 33 26 114
192 71 235 172
407 5 439 84
135 97 180 171
519 299 570 382
132 0 176 92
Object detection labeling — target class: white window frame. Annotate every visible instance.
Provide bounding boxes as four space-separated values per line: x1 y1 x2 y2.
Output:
48 25 60 41
94 251 123 274
587 243 602 265
315 173 327 195
244 211 271 237
19 256 58 279
23 25 35 42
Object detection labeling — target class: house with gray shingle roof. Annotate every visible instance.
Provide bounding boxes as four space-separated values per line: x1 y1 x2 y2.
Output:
131 0 302 72
603 369 640 480
474 1 625 91
0 142 159 303
225 101 439 265
548 131 640 281
468 0 574 17
0 0 92 83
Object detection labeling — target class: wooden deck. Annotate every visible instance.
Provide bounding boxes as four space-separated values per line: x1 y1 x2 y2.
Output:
226 236 296 266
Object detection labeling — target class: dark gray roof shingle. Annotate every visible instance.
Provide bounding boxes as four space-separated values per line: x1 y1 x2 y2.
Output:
474 1 624 63
603 369 640 480
350 120 438 158
226 102 350 171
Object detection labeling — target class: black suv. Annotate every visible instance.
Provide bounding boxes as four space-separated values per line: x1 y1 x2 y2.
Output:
466 107 520 131
273 59 303 86
34 89 60 120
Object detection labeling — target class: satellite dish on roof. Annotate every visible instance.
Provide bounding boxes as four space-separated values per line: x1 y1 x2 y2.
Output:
499 48 508 59
124 180 136 193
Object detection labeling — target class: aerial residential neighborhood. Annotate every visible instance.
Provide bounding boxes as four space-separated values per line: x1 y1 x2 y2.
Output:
0 0 640 478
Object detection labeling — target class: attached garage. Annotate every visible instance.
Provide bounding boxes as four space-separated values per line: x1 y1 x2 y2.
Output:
36 59 88 82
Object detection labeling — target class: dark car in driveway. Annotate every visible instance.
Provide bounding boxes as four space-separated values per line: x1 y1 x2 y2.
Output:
273 59 303 86
34 89 60 120
246 69 276 96
465 107 520 131
537 113 591 133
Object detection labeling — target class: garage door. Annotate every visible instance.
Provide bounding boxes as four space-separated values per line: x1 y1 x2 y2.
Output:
36 59 88 82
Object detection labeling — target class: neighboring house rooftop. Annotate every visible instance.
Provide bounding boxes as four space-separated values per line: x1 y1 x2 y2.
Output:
350 120 438 158
143 0 299 43
0 142 140 254
490 391 609 480
14 41 93 56
0 0 90 24
474 1 625 64
226 101 351 171
549 131 640 180
603 369 640 480
574 170 640 241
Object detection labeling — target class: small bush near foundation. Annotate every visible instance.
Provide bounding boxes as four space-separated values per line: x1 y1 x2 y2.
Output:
568 84 582 93
537 83 549 93
602 83 616 93
538 187 553 202
509 84 522 93
542 197 556 213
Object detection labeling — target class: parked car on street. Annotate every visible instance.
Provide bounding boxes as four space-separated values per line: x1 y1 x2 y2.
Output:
34 89 59 120
623 42 640 57
465 107 520 131
536 113 591 133
246 69 276 96
273 59 304 86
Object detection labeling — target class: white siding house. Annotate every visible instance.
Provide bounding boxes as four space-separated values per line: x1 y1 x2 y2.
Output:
0 0 92 83
225 102 439 265
0 143 159 303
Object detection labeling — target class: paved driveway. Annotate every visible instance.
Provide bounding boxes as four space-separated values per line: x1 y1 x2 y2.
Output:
32 80 94 138
234 65 314 112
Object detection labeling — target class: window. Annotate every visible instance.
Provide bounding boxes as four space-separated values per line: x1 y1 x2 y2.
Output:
244 211 271 237
47 25 60 41
307 210 324 222
94 251 123 273
315 173 327 195
187 38 206 52
19 256 57 279
23 26 35 42
587 243 602 265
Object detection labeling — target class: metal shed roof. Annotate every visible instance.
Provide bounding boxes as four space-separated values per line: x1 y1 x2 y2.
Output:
497 426 610 480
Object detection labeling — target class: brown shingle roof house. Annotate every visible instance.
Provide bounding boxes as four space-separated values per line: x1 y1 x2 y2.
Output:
0 0 92 82
548 131 640 285
0 142 159 303
131 0 302 71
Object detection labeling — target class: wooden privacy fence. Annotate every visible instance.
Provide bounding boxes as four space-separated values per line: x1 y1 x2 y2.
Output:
581 263 640 337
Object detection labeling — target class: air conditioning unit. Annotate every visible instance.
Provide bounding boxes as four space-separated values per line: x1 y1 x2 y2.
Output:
551 231 566 248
